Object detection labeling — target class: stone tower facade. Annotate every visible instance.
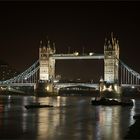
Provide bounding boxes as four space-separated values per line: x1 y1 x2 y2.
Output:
104 33 119 84
39 40 56 82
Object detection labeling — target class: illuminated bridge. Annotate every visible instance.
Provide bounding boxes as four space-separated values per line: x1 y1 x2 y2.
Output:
0 34 140 94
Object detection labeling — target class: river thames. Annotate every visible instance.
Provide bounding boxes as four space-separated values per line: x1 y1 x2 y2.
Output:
0 95 139 140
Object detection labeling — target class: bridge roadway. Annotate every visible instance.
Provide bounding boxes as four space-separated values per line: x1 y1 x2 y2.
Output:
51 54 104 60
0 83 139 88
56 83 140 90
0 82 99 88
55 83 99 89
121 84 140 88
0 83 36 87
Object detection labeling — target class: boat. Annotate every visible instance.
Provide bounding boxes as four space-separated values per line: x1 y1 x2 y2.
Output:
91 97 133 106
25 103 53 109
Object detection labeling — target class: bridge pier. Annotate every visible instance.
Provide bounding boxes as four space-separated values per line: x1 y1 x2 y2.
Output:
35 80 57 96
99 77 121 98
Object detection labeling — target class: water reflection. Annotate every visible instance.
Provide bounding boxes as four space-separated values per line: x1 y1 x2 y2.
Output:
36 97 136 140
37 97 67 140
0 96 139 140
95 106 121 140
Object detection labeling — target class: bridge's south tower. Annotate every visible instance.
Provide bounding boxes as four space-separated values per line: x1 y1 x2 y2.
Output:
104 33 119 84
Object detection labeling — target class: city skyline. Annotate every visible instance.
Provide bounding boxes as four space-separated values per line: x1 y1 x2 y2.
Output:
0 1 140 79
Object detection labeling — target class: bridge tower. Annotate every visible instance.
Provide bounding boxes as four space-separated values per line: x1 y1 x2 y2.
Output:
39 40 56 81
38 40 56 93
104 33 120 92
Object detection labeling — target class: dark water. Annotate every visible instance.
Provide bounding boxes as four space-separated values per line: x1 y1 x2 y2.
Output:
0 95 139 140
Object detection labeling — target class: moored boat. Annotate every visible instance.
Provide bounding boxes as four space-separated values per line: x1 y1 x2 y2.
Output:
25 103 53 109
91 97 133 106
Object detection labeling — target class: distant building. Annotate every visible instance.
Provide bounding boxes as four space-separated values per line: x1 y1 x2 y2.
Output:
0 60 19 81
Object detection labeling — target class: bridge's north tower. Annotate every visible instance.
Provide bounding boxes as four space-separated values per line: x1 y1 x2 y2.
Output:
104 33 119 84
39 40 56 82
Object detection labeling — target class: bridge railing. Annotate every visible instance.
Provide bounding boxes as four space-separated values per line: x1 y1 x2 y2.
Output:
119 59 140 86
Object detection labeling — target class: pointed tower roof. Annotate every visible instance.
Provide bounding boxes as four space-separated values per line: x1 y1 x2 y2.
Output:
100 76 104 82
39 40 43 48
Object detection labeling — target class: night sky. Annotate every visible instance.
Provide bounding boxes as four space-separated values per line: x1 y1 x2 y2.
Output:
0 1 140 81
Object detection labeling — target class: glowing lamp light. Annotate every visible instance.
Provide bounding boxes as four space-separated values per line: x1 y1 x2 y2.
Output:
114 84 118 91
103 85 107 91
1 87 7 91
74 52 79 56
108 85 113 91
131 86 135 89
89 52 94 56
54 79 59 83
46 86 50 91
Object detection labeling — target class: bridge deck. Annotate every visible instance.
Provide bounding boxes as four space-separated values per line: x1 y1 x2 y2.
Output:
0 83 36 87
121 84 140 87
55 83 99 89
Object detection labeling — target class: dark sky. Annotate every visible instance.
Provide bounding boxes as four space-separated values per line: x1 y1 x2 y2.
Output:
0 1 140 81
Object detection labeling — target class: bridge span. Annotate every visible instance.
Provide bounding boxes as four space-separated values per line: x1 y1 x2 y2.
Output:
0 83 36 87
121 84 140 88
54 83 99 90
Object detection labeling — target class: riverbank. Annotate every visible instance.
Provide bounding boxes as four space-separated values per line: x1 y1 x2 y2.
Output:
124 114 140 139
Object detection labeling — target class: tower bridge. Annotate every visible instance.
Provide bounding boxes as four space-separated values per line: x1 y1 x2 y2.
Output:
0 33 140 95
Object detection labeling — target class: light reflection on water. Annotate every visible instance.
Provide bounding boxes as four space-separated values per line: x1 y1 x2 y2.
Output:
0 95 138 140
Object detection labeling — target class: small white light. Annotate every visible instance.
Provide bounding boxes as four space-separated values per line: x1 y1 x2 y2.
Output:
89 52 94 56
54 79 59 83
108 85 113 91
132 86 135 89
46 86 49 91
74 52 79 56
